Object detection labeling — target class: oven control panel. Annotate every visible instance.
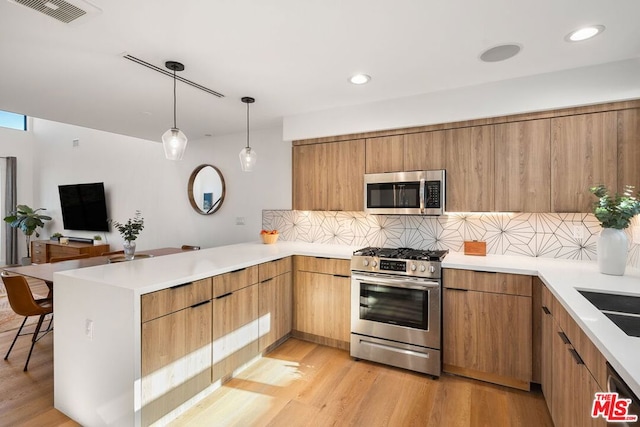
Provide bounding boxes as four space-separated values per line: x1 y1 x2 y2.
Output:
351 256 441 279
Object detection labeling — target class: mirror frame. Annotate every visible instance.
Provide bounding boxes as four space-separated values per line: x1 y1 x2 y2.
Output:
187 164 226 215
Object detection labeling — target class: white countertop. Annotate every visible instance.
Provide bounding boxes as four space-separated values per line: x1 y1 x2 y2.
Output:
55 241 640 396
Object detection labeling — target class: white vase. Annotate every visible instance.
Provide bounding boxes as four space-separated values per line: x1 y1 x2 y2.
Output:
597 228 628 276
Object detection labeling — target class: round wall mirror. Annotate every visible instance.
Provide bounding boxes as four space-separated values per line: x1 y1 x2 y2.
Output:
188 164 226 215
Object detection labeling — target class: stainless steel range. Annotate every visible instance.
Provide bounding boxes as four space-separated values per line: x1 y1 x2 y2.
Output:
350 247 448 377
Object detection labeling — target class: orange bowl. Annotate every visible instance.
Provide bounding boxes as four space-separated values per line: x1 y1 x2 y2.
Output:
261 232 279 244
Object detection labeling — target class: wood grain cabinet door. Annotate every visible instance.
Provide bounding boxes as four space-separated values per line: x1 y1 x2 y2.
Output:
259 271 292 351
403 130 446 171
617 108 640 191
212 284 259 383
494 119 551 212
443 288 532 390
551 112 617 213
444 126 494 212
141 300 212 426
365 135 405 173
292 143 328 210
326 139 365 211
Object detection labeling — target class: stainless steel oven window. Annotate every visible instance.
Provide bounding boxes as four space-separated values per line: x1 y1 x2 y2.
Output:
359 281 429 330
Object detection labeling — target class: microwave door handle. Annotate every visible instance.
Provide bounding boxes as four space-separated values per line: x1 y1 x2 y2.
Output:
419 179 425 214
393 184 397 207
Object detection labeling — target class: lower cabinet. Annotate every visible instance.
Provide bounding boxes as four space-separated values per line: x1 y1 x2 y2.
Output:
541 284 606 427
212 283 259 383
141 296 212 426
259 271 292 352
442 269 532 390
293 256 351 349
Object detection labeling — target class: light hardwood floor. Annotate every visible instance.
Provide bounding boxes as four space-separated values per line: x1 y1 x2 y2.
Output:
0 331 553 427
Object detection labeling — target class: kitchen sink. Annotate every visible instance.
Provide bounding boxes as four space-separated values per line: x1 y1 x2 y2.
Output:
578 290 640 338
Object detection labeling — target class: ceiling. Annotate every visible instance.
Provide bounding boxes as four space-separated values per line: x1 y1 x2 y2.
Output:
1 0 639 142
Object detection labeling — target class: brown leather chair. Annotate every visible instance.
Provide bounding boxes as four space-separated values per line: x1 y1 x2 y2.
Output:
181 245 201 250
1 272 53 371
49 253 91 263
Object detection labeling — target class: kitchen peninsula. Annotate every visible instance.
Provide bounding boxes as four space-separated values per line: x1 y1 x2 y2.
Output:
53 241 640 426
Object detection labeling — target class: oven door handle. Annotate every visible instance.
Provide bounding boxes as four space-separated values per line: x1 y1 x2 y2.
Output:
352 274 440 290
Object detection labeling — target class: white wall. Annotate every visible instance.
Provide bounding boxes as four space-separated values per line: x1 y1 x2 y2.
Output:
30 119 291 251
283 58 640 141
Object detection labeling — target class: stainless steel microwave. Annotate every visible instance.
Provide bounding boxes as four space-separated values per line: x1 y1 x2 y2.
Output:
364 170 445 215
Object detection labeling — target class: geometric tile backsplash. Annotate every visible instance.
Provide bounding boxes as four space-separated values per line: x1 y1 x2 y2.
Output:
263 210 640 268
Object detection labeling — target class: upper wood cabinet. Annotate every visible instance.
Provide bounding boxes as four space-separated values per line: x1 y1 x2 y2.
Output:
292 140 364 211
551 112 617 213
292 143 327 210
365 135 404 173
494 119 551 212
618 108 640 191
327 139 365 211
403 130 446 171
445 126 494 212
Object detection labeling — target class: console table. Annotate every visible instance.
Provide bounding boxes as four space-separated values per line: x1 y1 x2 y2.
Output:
31 240 110 264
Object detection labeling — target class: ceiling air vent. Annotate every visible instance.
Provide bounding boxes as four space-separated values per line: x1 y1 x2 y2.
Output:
9 0 101 24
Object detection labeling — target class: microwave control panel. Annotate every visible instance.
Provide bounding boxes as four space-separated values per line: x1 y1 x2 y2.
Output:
425 181 441 208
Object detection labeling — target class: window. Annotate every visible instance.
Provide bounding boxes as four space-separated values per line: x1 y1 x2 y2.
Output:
0 110 27 131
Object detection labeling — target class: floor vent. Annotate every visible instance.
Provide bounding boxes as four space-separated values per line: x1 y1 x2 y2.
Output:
10 0 100 24
123 54 225 98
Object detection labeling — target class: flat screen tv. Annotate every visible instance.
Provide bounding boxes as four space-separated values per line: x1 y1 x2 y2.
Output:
58 182 109 232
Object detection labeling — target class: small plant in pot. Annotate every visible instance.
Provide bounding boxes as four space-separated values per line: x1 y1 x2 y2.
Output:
3 204 52 265
50 232 63 241
108 210 144 260
93 235 103 246
590 184 640 276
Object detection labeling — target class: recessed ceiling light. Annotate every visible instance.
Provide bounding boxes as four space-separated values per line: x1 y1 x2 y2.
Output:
566 25 605 42
479 44 522 63
349 74 371 85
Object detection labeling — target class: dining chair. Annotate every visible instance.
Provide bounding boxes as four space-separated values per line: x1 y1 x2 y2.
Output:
181 245 201 250
49 253 91 263
1 272 53 371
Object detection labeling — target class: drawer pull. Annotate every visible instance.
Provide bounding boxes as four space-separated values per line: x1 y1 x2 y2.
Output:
261 278 274 284
568 348 584 365
446 287 468 292
216 292 233 300
231 267 246 274
542 306 551 315
557 331 571 345
315 256 330 260
473 270 496 274
333 274 350 279
190 300 211 309
170 282 192 290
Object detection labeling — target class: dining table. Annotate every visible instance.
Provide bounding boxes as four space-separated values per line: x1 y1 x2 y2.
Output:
3 247 185 285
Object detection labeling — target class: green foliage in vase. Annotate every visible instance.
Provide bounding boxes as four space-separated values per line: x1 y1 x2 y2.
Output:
590 185 640 230
3 204 52 257
109 210 144 242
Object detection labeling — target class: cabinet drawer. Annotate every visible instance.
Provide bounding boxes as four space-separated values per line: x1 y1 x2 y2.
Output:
258 257 292 282
141 278 212 322
212 265 258 297
294 256 350 276
48 245 80 258
443 269 532 296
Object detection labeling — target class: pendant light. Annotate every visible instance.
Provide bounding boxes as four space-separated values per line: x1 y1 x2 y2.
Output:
239 96 257 171
161 61 188 161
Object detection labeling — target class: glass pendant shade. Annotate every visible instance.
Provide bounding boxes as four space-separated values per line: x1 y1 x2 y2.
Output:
239 146 257 172
162 127 188 161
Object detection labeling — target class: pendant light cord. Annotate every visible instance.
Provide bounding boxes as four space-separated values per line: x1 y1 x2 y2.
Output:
173 68 178 129
246 101 250 150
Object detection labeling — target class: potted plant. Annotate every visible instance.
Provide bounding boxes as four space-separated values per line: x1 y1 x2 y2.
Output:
590 184 640 276
109 210 144 260
3 204 52 265
93 235 103 245
50 232 63 241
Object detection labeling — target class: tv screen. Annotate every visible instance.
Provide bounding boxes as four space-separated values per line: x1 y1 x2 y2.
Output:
58 182 109 232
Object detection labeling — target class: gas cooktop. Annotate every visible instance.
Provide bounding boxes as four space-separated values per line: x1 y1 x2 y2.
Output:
353 247 449 262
